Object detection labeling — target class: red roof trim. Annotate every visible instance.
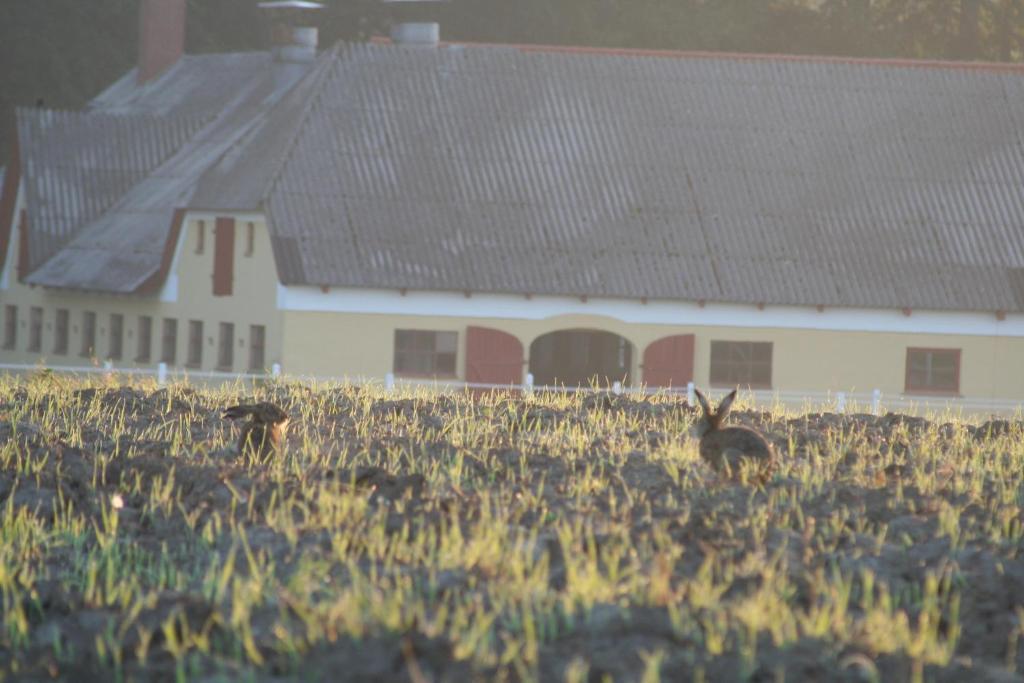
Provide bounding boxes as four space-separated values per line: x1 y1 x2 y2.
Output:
16 210 30 282
0 127 22 276
370 35 1024 73
136 208 187 294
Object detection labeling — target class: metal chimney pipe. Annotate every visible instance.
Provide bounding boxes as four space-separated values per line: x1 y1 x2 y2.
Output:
390 22 440 46
276 25 319 62
382 0 445 46
258 1 323 63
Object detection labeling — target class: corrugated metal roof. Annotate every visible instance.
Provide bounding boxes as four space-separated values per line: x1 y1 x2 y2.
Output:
189 57 333 210
261 42 1024 311
89 52 275 118
16 109 207 273
20 53 315 291
16 42 1024 310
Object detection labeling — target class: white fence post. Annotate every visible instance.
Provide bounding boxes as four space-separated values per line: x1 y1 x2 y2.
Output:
687 381 696 406
871 389 882 415
271 363 281 378
836 391 846 414
157 362 168 385
385 372 395 392
524 372 534 395
612 381 622 396
103 360 113 378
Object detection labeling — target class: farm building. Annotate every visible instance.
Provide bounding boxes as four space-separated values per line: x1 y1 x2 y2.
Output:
2 0 1024 409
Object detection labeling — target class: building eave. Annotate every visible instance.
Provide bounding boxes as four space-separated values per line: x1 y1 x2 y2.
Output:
276 283 1024 338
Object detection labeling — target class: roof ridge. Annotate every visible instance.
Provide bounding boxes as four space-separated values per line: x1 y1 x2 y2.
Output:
265 37 1024 311
367 35 1024 73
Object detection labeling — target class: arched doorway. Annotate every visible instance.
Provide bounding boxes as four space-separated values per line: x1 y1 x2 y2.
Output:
528 329 633 388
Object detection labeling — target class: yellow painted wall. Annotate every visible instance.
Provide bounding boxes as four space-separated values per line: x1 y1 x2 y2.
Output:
2 204 1022 409
279 309 1024 402
0 214 282 374
173 215 283 372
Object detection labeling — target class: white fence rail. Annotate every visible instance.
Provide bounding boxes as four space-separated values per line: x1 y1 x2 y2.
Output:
0 361 279 384
0 362 1021 416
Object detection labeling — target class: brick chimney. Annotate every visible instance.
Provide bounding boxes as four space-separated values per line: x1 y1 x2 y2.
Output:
137 0 186 84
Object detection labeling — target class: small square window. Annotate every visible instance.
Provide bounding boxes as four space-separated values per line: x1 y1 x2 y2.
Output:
709 341 772 388
195 220 205 254
108 313 124 360
245 222 255 257
394 330 457 377
161 318 178 364
137 316 153 362
249 324 266 371
54 309 69 355
28 307 43 352
3 305 16 350
905 348 960 394
80 311 97 358
218 322 234 370
187 320 204 368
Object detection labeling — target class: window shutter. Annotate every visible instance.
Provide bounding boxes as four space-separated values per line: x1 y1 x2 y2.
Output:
642 334 695 388
213 217 235 296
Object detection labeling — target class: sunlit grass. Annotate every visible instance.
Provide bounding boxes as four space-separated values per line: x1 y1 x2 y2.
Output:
0 373 1021 680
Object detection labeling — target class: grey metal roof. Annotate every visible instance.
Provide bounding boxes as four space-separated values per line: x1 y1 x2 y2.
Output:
263 43 1024 312
90 52 275 118
17 109 207 274
189 57 333 211
14 42 1024 310
20 53 314 291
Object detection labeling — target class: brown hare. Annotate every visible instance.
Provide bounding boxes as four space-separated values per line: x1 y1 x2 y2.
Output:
223 402 290 458
692 388 775 482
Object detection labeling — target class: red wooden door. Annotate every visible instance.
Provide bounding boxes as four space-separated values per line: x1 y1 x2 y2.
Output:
213 217 235 296
466 326 524 386
642 334 695 387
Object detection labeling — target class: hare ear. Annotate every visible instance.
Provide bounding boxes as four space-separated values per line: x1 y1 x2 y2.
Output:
693 388 712 416
717 388 738 419
223 404 253 420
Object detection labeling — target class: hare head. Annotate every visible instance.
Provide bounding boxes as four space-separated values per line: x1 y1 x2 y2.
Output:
223 402 290 429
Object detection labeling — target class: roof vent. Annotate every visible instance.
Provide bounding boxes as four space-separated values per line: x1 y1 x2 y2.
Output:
258 1 323 63
391 22 440 46
383 0 445 46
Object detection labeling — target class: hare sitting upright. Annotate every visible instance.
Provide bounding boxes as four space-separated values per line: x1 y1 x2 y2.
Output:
222 402 290 458
692 388 775 482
